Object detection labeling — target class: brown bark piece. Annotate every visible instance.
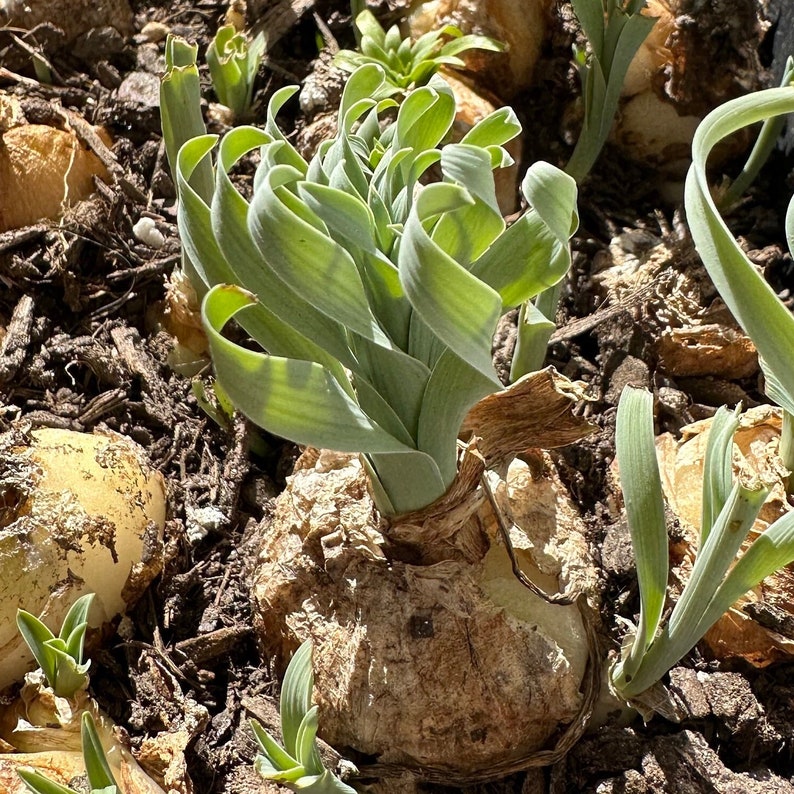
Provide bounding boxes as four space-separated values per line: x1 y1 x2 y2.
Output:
0 0 133 43
658 324 758 379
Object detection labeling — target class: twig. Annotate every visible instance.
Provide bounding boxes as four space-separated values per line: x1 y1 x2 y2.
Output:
313 11 339 53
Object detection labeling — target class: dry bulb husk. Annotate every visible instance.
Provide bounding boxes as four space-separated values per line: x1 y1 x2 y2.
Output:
0 95 111 232
657 324 758 380
657 406 794 665
0 426 166 691
609 0 766 181
154 269 211 373
406 0 555 97
0 671 166 793
250 370 598 785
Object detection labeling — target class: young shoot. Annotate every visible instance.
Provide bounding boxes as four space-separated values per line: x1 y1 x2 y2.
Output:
160 36 212 202
251 641 356 793
173 63 578 516
718 56 794 209
565 0 656 184
611 387 794 701
17 712 119 794
207 24 266 118
334 10 504 92
511 0 655 379
16 593 94 699
160 35 213 296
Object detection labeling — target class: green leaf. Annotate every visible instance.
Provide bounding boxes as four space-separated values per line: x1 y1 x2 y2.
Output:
280 641 315 757
294 769 358 793
298 182 376 253
523 161 580 246
48 642 90 698
566 1 656 182
211 128 357 371
16 609 57 686
324 134 371 201
82 713 118 791
762 359 794 416
248 166 386 343
617 479 768 698
712 509 794 619
409 28 446 65
395 81 456 154
435 143 504 258
364 449 448 514
254 755 306 784
383 22 403 54
17 769 78 794
700 405 741 544
571 0 606 55
161 36 213 202
471 162 578 308
497 162 578 379
685 86 794 411
354 10 386 49
614 386 669 682
207 25 246 114
356 249 410 347
176 134 237 289
399 183 502 382
509 301 556 380
294 706 323 774
261 86 307 174
350 338 430 441
439 33 505 58
58 593 93 647
251 719 300 771
206 24 263 117
202 285 412 453
666 480 767 643
338 64 395 126
415 348 496 485
460 106 522 150
61 623 89 671
253 641 357 792
720 56 794 207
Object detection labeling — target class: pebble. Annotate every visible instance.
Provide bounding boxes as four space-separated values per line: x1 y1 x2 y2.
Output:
140 20 170 43
133 216 165 249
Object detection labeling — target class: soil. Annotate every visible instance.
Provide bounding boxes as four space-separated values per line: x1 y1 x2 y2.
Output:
1 0 793 793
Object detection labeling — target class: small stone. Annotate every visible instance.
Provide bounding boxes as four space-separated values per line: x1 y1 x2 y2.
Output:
601 517 636 577
117 71 161 108
667 667 710 720
605 355 651 405
185 505 228 543
132 216 165 249
657 385 689 416
140 20 169 43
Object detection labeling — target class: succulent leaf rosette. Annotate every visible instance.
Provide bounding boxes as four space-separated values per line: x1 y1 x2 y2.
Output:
174 63 578 516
